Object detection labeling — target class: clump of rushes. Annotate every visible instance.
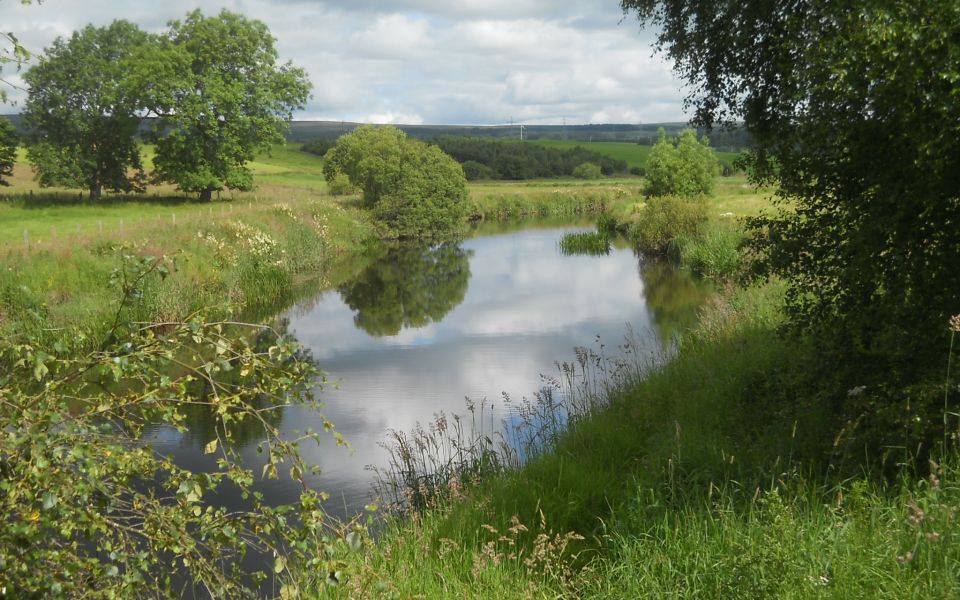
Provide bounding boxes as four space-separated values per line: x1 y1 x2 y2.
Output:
559 231 611 256
559 211 619 256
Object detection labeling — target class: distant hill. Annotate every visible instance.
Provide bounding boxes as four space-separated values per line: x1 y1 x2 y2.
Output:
1 115 750 151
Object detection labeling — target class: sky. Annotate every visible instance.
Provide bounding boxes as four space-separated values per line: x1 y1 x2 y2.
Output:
0 0 687 125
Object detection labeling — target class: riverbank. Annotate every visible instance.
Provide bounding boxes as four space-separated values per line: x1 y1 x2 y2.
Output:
296 186 959 597
326 277 960 598
0 146 630 350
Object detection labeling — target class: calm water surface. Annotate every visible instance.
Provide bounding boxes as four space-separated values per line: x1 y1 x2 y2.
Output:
147 225 707 517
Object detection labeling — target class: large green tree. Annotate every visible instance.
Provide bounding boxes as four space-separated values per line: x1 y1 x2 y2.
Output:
324 125 469 239
152 10 311 201
622 1 960 375
644 128 718 197
0 117 16 185
23 20 152 199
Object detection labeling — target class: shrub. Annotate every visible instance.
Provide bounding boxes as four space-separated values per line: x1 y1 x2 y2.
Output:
301 138 334 157
673 223 744 279
323 126 468 239
0 256 340 597
629 165 644 176
327 172 355 196
572 162 602 180
645 128 719 197
596 212 619 237
628 196 707 254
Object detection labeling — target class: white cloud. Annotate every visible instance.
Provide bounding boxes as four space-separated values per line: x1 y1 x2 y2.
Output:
1 0 688 124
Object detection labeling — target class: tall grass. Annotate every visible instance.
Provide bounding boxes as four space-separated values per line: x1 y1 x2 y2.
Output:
468 189 621 221
372 327 662 515
333 282 960 597
672 220 744 279
0 200 377 350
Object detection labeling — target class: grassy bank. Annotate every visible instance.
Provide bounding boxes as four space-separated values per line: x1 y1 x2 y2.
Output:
0 145 632 350
323 278 959 598
306 180 959 597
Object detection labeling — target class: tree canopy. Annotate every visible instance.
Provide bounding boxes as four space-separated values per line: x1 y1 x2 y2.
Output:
324 126 469 239
644 128 718 197
622 0 960 376
152 10 311 201
23 20 152 199
431 136 628 180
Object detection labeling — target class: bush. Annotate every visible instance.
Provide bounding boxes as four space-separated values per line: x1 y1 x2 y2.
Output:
673 223 744 279
572 162 602 180
629 165 644 176
596 212 619 237
324 125 468 239
0 256 340 596
301 138 335 157
645 128 719 197
327 172 355 196
628 196 707 254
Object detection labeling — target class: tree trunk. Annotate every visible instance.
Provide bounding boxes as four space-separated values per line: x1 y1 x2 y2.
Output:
199 188 213 202
89 183 102 201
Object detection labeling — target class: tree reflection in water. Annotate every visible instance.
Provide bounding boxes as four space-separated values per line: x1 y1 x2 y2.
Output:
640 257 712 342
338 243 473 336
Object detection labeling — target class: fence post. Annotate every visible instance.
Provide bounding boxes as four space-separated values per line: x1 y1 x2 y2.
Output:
172 213 177 227
23 229 29 252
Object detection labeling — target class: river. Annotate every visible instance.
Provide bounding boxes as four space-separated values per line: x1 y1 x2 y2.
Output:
145 224 708 520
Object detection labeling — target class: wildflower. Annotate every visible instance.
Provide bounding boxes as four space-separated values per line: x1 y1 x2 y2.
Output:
847 385 867 397
896 551 914 564
951 314 960 333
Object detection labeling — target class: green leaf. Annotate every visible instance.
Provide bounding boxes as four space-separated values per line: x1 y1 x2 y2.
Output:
42 492 58 510
273 555 286 574
203 438 218 455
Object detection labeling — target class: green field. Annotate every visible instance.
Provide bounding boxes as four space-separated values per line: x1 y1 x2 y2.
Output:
534 139 743 171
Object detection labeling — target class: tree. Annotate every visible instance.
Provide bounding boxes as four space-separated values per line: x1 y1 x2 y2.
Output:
0 117 16 185
622 1 960 375
0 255 358 597
152 10 311 201
644 128 718 197
23 21 151 199
324 125 469 239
